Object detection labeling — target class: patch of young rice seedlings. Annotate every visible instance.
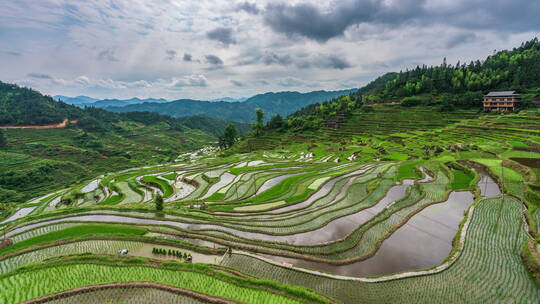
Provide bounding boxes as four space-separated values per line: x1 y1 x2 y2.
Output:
41 286 208 304
11 223 81 243
0 263 310 304
117 182 143 205
222 196 540 303
0 240 146 275
181 175 209 201
141 176 174 198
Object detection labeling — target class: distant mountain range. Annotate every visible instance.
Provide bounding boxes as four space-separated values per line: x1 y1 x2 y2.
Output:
209 97 248 103
103 89 357 123
54 95 249 107
2 82 250 136
54 96 169 107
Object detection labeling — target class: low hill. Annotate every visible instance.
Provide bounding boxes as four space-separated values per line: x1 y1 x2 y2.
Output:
0 82 248 205
359 38 540 104
105 89 356 123
249 38 540 138
53 95 99 106
0 81 249 135
54 96 169 107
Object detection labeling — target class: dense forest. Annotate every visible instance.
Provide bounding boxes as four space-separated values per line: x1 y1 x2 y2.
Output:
0 82 85 125
263 38 540 133
364 38 540 102
0 81 249 134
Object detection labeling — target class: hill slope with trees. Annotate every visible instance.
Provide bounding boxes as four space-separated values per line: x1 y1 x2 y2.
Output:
0 82 248 206
247 38 540 135
104 89 356 123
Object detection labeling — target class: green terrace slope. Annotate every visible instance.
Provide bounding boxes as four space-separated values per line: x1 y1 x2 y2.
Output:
0 82 250 206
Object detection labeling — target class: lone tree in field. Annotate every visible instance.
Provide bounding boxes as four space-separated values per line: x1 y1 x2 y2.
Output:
155 194 164 211
253 109 264 136
0 129 6 148
218 124 238 149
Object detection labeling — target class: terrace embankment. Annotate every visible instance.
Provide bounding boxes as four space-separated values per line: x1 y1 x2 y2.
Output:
262 191 474 277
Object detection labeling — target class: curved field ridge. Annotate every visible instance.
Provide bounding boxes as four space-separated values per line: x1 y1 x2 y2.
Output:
223 196 540 303
19 282 234 304
0 261 323 304
230 199 476 282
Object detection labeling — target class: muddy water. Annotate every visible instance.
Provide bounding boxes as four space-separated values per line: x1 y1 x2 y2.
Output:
478 173 501 197
0 207 37 224
5 178 411 247
266 191 474 277
283 179 414 245
80 179 101 193
266 166 373 214
201 172 235 199
255 173 301 195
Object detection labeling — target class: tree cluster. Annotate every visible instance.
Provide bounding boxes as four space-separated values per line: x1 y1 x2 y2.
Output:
366 38 540 102
218 124 238 149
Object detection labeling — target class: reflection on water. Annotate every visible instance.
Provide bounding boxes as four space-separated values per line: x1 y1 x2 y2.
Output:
265 191 474 277
0 207 36 225
478 174 501 197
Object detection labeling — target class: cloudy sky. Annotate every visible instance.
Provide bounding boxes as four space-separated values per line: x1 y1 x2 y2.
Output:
1 0 538 100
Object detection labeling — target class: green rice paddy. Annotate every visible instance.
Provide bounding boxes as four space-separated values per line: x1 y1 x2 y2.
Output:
1 106 539 303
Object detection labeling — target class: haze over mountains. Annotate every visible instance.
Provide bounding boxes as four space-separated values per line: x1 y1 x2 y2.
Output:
101 89 355 123
54 96 170 108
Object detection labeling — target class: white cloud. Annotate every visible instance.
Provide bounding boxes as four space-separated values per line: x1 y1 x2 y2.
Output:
0 0 537 100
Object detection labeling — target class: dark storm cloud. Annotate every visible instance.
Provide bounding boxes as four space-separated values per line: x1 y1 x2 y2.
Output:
27 73 53 79
183 53 193 62
316 55 352 70
237 2 260 15
205 54 224 65
206 27 236 46
263 0 420 42
165 49 177 60
263 0 540 43
295 54 352 70
262 51 293 65
445 33 476 49
238 50 351 70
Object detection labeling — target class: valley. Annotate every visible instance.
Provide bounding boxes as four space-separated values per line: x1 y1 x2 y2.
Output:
1 38 539 303
1 103 539 303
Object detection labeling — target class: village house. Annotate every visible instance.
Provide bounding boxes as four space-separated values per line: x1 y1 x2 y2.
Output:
483 91 522 111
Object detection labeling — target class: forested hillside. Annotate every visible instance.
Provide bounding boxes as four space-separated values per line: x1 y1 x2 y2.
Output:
0 81 249 134
255 39 540 134
105 89 355 123
0 82 248 206
362 38 540 103
0 82 85 125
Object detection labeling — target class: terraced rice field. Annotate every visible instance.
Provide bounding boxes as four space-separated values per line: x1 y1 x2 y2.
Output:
0 107 539 303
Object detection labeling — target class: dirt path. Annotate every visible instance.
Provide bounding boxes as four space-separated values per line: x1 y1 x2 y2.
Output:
0 119 77 129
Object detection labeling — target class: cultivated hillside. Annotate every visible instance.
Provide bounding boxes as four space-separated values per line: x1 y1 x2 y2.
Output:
0 83 249 205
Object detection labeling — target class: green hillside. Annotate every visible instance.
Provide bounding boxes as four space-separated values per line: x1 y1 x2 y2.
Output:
0 83 249 206
252 38 540 135
105 89 356 123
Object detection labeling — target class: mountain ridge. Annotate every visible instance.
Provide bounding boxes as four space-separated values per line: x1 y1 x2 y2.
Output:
104 89 356 123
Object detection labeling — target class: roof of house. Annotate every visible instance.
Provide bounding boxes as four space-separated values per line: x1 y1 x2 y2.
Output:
484 91 521 97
